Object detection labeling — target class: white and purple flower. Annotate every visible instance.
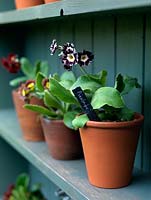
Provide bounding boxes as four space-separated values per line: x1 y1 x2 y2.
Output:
50 39 58 55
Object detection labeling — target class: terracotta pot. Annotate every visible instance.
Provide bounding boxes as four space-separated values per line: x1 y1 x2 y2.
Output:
41 117 83 160
12 90 45 141
15 0 44 9
79 113 144 188
44 0 60 4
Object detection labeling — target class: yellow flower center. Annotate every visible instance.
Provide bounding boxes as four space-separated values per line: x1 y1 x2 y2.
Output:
27 82 35 91
81 55 88 62
67 54 75 62
45 82 50 89
21 89 29 97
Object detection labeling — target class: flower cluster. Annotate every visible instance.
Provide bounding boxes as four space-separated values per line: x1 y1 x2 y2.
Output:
50 39 94 70
1 53 20 73
21 80 35 97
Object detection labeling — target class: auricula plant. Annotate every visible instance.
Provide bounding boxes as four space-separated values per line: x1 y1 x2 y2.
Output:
47 40 141 129
1 53 49 87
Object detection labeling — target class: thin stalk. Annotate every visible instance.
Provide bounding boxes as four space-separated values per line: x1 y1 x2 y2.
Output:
78 65 89 75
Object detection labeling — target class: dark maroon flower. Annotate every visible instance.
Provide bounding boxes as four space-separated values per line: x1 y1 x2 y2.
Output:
1 53 20 73
50 39 58 55
3 184 15 200
61 52 78 70
78 50 94 67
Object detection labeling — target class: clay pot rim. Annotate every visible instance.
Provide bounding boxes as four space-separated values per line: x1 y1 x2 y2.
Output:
85 113 144 129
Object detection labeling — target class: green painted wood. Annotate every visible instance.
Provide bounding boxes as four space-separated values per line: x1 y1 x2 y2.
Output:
0 0 15 12
0 27 24 109
143 14 151 171
46 21 60 74
93 16 115 85
0 110 151 200
58 19 74 73
74 18 92 74
116 14 143 169
0 0 151 25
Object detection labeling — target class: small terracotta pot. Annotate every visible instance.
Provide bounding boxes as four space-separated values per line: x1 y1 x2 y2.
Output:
79 113 144 188
15 0 44 9
41 117 83 160
44 0 59 4
12 90 45 141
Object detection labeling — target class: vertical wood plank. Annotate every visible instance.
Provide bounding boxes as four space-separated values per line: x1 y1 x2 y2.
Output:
93 16 115 85
143 14 151 171
116 14 143 169
43 21 60 74
74 18 93 75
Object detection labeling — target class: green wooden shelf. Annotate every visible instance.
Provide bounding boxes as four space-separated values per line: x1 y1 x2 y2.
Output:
0 109 151 200
0 0 151 25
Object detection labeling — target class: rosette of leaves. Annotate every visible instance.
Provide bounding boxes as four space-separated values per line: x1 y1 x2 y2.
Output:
4 173 46 200
45 71 141 130
10 57 49 87
24 71 81 129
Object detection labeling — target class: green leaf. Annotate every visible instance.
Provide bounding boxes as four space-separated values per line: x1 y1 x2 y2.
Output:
40 61 49 76
52 73 60 81
91 87 125 109
33 60 41 77
24 104 57 118
44 90 63 111
12 189 21 200
99 70 108 86
71 75 102 93
118 107 135 121
20 57 33 79
114 73 125 93
72 114 89 129
89 70 108 86
9 76 27 87
63 111 78 129
31 183 41 192
60 80 75 89
115 74 141 95
121 75 141 95
36 72 46 92
18 186 27 200
16 173 29 189
60 71 76 83
49 78 78 105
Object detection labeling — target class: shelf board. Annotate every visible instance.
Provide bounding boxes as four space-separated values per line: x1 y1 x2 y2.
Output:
0 109 151 200
0 0 151 25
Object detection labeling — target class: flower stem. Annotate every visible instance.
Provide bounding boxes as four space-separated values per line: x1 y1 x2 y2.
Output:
78 65 89 75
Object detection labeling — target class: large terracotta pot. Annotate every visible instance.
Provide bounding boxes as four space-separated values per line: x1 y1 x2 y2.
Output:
15 0 44 9
12 90 45 141
41 117 83 160
79 113 144 188
44 0 59 4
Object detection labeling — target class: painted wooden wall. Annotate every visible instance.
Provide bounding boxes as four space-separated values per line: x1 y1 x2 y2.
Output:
0 8 151 198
